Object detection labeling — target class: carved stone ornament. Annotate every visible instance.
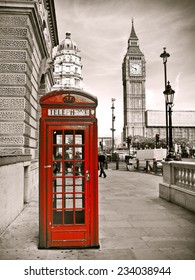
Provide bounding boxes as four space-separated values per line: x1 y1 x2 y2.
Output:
0 111 24 121
0 136 23 145
0 148 23 155
0 123 24 134
0 74 26 85
0 87 26 97
0 98 25 109
0 50 27 61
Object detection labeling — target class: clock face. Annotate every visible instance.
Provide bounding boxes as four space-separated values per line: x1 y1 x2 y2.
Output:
130 63 142 75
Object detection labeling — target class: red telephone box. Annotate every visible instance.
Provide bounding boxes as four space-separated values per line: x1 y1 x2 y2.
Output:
39 89 99 249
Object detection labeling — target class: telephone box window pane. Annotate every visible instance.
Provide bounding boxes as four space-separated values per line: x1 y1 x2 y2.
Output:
65 185 73 193
75 210 85 224
64 178 73 186
64 178 73 192
64 131 73 144
53 210 62 224
53 146 62 160
53 194 62 209
64 195 73 208
80 162 84 175
53 130 62 144
64 177 73 185
64 147 70 160
53 178 62 193
75 147 84 159
75 178 83 192
64 147 73 160
64 161 73 175
75 131 84 143
75 194 84 208
75 161 82 176
75 132 84 144
53 162 62 176
64 210 74 224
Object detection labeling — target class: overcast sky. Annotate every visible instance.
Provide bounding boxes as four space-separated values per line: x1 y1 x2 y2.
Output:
54 0 195 139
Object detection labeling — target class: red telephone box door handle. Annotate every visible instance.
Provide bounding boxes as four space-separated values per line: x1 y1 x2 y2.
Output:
86 170 90 181
44 165 51 168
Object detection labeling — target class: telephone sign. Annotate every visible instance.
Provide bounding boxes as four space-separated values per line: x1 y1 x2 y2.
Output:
48 108 90 116
39 89 99 249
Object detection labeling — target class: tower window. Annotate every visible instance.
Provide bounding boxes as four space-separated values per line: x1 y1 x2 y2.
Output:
65 78 70 86
55 65 59 72
75 79 80 86
65 66 70 72
55 78 60 85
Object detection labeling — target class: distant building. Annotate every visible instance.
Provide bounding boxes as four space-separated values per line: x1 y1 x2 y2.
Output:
52 32 83 90
146 110 195 142
122 20 195 144
98 137 112 151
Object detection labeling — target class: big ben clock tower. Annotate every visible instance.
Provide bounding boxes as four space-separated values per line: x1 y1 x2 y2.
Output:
122 20 146 141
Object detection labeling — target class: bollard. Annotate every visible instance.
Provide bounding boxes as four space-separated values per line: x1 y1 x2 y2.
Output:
126 163 129 171
116 159 119 170
153 160 157 174
146 160 149 172
136 159 139 170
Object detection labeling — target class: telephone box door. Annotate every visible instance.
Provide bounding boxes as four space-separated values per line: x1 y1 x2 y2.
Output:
47 124 91 248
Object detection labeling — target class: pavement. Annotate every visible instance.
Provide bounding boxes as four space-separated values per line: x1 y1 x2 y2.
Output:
0 164 195 260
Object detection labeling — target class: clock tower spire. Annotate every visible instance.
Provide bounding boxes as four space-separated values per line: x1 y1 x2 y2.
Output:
128 18 138 46
122 20 146 142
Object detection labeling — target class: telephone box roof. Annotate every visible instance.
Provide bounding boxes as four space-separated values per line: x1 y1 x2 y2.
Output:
40 88 98 107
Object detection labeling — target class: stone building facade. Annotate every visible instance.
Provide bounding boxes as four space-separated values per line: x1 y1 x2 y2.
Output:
0 0 58 234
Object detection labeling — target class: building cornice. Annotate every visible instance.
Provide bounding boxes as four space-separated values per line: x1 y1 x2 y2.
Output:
0 1 59 52
45 0 59 46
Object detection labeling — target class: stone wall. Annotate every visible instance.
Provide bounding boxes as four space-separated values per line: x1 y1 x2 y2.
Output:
0 0 58 233
0 155 39 234
0 10 45 157
159 161 195 213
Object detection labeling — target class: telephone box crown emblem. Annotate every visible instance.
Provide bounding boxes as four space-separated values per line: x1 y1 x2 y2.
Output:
63 94 75 103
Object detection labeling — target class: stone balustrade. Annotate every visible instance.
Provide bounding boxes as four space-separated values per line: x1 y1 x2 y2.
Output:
159 161 195 213
173 162 195 191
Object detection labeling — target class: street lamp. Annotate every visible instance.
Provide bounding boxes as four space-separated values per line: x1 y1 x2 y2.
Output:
163 81 175 161
111 98 116 159
160 47 170 148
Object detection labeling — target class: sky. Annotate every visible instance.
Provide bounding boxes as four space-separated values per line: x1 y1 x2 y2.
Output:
54 0 195 140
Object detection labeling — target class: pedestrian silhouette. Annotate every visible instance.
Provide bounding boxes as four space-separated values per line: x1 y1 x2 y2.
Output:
98 152 107 178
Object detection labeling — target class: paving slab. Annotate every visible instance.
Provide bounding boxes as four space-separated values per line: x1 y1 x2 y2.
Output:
0 168 195 260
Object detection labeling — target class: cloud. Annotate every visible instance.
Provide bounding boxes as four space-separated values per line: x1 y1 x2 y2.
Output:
54 0 195 136
174 72 182 95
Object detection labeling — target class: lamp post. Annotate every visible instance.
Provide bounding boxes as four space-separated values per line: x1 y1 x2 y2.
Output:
111 98 116 159
160 47 170 149
163 81 175 161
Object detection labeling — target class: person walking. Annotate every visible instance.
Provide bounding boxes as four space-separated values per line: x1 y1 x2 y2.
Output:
98 152 107 178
